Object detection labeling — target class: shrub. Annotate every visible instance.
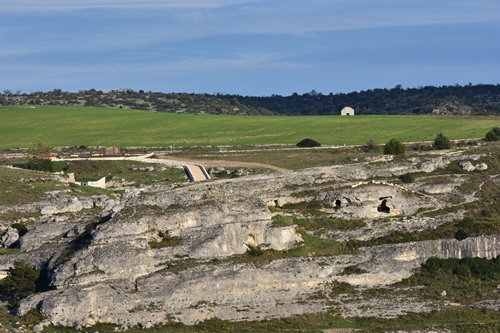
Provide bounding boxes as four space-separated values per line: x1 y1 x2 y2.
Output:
383 138 405 155
399 173 415 183
246 244 263 257
433 133 452 150
0 261 40 303
28 139 51 156
456 217 474 229
485 128 499 142
296 138 321 147
365 138 378 151
338 265 369 276
148 231 180 249
455 229 468 241
329 281 356 296
26 157 53 172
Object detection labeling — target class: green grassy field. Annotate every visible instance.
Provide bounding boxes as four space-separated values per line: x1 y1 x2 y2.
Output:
0 105 498 148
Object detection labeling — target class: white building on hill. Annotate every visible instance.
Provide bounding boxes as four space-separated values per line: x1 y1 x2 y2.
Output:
341 106 355 116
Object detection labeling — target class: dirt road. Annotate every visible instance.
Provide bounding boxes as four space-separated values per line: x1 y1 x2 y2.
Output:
154 155 290 172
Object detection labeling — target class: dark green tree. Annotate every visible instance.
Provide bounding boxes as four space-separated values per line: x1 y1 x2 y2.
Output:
485 127 500 142
399 173 415 183
296 138 321 147
433 133 452 150
26 157 53 172
0 261 40 303
383 138 405 155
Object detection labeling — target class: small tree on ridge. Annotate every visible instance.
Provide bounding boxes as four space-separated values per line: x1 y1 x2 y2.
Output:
433 133 452 150
383 138 405 155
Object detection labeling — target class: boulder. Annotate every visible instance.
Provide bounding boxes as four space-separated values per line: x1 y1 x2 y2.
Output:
476 163 488 171
1 227 19 248
459 161 475 171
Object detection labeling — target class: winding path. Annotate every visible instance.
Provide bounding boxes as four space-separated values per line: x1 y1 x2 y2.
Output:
153 155 290 172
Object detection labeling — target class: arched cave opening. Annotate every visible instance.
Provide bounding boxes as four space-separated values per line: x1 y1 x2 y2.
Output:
377 199 391 213
335 200 342 208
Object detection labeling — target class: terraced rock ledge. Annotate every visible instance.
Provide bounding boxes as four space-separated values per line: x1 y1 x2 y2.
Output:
0 143 499 331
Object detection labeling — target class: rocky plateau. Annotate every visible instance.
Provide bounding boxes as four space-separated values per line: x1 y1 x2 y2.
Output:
0 145 499 330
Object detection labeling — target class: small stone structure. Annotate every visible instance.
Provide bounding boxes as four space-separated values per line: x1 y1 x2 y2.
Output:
104 146 120 155
66 173 106 189
80 177 106 189
341 106 355 116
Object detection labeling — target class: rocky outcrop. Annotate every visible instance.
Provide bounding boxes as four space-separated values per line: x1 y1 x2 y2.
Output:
39 195 94 215
4 148 498 328
1 227 19 248
323 185 437 219
16 235 500 327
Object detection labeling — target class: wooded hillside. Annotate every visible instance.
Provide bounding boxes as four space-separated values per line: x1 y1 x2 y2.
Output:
1 84 499 116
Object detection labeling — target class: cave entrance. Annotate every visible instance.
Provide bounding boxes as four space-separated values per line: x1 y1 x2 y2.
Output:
377 199 391 213
335 200 342 208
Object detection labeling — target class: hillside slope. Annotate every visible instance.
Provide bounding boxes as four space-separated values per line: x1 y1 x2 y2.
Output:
2 84 500 115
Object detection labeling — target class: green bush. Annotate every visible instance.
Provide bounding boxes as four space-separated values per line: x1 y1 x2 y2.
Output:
455 229 468 240
398 256 500 302
0 261 40 303
485 127 500 142
148 231 180 249
338 265 369 276
296 138 321 147
433 132 452 150
383 138 406 155
28 139 51 156
329 281 357 296
364 138 378 151
399 173 415 183
456 217 474 229
246 244 264 257
26 157 53 172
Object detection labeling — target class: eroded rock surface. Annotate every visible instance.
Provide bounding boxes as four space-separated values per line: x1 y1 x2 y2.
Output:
1 148 497 327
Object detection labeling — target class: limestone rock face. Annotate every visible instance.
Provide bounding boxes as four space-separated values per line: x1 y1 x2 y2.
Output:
40 195 94 215
16 235 500 327
1 227 19 248
419 156 449 172
323 185 436 219
6 148 499 327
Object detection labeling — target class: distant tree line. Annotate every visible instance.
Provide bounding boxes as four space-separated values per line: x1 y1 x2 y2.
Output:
1 84 500 116
218 84 500 115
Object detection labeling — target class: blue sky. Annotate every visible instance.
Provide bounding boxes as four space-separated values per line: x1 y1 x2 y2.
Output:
1 0 499 96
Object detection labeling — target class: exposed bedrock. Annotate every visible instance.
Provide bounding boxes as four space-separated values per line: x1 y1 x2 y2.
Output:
5 149 497 327
16 235 500 327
